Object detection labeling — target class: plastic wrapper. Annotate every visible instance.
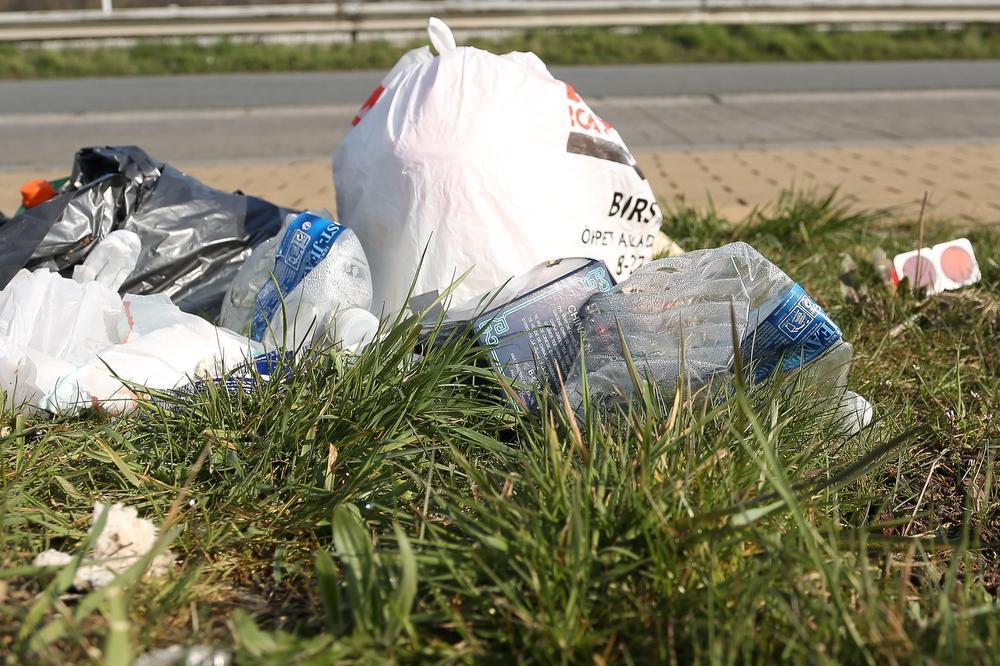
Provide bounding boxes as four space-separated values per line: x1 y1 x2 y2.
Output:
0 146 293 316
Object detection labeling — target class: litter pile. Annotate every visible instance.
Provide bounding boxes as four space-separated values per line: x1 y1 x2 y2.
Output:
0 17 896 438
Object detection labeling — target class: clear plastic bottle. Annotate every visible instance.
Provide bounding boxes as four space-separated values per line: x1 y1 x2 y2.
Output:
219 211 375 351
569 242 869 430
220 214 296 335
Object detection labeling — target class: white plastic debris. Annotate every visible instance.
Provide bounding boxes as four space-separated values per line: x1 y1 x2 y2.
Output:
331 307 380 352
334 17 674 314
32 502 174 590
71 229 142 291
133 645 231 666
0 267 261 414
839 391 874 436
892 237 981 294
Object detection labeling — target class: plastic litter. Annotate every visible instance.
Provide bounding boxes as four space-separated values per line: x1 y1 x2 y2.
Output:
425 257 615 411
221 211 376 352
20 178 57 209
566 242 871 432
892 237 980 294
334 17 674 314
134 645 231 666
33 502 174 590
331 308 381 351
174 350 291 400
0 266 261 415
0 146 293 315
71 229 142 291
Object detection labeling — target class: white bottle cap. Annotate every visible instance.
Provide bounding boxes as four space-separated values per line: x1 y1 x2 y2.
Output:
334 308 379 350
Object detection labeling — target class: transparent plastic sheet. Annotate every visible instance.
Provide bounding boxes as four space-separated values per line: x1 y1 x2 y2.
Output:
0 146 293 317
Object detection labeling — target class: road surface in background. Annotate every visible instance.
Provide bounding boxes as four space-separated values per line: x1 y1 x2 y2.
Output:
1 60 998 221
3 60 1000 167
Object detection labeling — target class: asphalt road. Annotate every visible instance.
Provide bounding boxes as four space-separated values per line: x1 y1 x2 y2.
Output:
2 60 999 168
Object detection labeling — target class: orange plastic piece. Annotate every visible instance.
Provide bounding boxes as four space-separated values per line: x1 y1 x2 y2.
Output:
20 178 56 209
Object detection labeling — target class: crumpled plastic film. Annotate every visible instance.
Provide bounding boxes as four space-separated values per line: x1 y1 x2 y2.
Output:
0 266 261 415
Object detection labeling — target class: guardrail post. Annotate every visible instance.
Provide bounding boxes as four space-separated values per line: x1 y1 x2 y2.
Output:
101 0 113 15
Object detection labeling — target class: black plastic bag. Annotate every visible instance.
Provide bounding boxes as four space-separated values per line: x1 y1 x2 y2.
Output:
0 146 293 316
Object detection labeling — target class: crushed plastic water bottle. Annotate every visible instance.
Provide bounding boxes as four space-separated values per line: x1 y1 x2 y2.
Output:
220 211 377 351
220 213 298 334
567 242 871 433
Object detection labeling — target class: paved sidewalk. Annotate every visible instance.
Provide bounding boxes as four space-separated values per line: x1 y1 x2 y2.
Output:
4 142 997 225
641 142 1000 222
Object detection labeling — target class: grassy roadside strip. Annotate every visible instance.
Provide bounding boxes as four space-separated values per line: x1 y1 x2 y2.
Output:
2 24 1000 79
1 190 997 663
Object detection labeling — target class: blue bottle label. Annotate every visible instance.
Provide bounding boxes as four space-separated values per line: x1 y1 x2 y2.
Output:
250 212 346 341
172 351 293 403
740 283 842 383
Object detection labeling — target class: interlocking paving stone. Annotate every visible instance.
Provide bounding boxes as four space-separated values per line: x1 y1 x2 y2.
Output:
3 142 998 226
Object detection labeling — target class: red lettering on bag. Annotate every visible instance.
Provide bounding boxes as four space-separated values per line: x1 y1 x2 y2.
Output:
570 107 612 135
352 85 385 126
565 82 616 134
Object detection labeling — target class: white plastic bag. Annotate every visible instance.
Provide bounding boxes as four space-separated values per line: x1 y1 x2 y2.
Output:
333 17 667 314
0 269 260 414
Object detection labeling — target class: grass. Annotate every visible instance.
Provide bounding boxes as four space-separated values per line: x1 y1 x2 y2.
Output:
1 190 999 664
2 24 1000 79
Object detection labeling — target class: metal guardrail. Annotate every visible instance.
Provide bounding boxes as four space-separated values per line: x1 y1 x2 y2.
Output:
3 1 1000 44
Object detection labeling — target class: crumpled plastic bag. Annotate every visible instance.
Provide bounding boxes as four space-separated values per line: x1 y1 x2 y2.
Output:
0 260 261 414
71 228 142 289
334 17 674 314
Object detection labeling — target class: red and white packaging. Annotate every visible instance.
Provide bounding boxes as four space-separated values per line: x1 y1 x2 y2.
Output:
333 18 667 313
892 237 981 294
